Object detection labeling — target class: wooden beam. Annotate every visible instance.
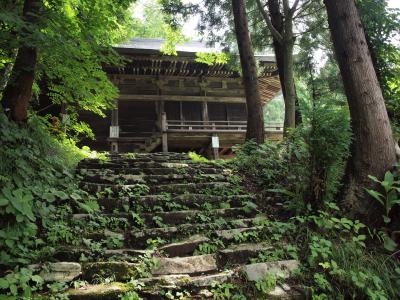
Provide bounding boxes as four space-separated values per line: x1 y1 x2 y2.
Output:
201 101 209 123
118 94 246 103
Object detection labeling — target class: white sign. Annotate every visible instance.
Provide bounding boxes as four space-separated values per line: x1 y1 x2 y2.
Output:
212 136 219 148
110 126 120 138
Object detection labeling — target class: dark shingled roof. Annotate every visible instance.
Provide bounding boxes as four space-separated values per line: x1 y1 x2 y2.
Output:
116 38 275 62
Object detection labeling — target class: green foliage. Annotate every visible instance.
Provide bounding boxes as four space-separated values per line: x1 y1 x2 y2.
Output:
365 169 400 251
195 239 224 255
0 267 44 298
195 52 229 66
1 0 136 114
188 151 209 163
255 273 277 295
0 113 94 296
299 94 351 206
263 95 285 124
211 282 240 300
366 170 400 224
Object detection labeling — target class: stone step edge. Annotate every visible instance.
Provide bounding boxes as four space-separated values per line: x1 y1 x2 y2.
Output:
65 260 301 299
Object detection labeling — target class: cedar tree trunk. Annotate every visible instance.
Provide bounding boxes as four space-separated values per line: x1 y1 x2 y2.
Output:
1 0 41 124
324 0 396 219
258 0 297 132
232 0 265 144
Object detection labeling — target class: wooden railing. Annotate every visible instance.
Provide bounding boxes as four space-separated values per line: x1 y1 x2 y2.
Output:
161 114 283 133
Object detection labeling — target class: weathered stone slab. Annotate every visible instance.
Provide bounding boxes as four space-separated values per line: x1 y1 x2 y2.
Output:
217 243 272 267
189 271 234 287
215 227 262 241
268 284 305 299
68 283 129 300
159 235 210 257
152 254 217 276
82 262 138 281
28 262 81 282
241 260 300 281
103 249 149 259
140 274 191 287
153 182 231 194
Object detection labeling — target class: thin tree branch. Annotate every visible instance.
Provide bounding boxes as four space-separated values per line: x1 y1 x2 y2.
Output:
282 0 290 16
293 0 313 19
291 0 301 14
255 0 283 43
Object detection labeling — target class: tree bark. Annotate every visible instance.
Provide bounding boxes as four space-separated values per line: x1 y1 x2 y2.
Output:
259 0 297 133
1 0 41 124
232 0 265 144
324 0 396 219
282 15 296 131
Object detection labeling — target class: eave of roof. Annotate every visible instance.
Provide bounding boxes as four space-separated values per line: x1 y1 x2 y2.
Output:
115 38 276 62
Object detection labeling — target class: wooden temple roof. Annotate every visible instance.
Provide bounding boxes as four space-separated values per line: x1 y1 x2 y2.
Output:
105 38 281 104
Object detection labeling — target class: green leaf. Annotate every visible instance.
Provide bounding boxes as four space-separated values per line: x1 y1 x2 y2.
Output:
71 192 82 200
383 215 391 224
31 275 43 284
368 175 381 183
0 277 9 289
384 171 394 186
383 237 397 252
42 192 56 202
365 189 384 206
0 198 8 206
54 190 68 200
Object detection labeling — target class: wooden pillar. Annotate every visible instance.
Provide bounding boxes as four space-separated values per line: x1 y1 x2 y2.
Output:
161 112 168 153
179 101 184 129
201 101 209 122
155 100 165 132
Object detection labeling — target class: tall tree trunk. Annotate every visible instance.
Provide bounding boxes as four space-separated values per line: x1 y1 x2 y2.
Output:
1 0 41 124
267 0 285 98
324 0 396 219
282 25 296 131
232 0 265 144
260 0 298 132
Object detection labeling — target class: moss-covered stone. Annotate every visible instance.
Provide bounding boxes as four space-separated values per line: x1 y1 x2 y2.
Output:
82 262 138 282
68 283 129 300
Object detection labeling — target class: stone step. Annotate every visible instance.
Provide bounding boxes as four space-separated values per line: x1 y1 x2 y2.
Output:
78 161 212 171
79 254 217 282
82 261 139 282
55 226 269 263
217 243 272 268
73 207 255 229
152 182 232 194
140 270 233 289
214 226 264 243
97 194 255 213
54 247 150 262
79 154 191 165
80 173 228 185
127 217 266 247
66 260 303 299
159 235 210 257
152 254 217 276
79 181 232 195
67 283 129 300
79 166 224 176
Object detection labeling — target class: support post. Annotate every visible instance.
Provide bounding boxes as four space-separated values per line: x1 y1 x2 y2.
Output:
161 112 168 153
201 101 209 129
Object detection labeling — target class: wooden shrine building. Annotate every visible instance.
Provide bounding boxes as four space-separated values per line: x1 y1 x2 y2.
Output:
80 38 282 155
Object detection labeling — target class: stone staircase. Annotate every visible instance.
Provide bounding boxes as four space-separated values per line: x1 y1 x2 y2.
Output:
40 153 302 299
